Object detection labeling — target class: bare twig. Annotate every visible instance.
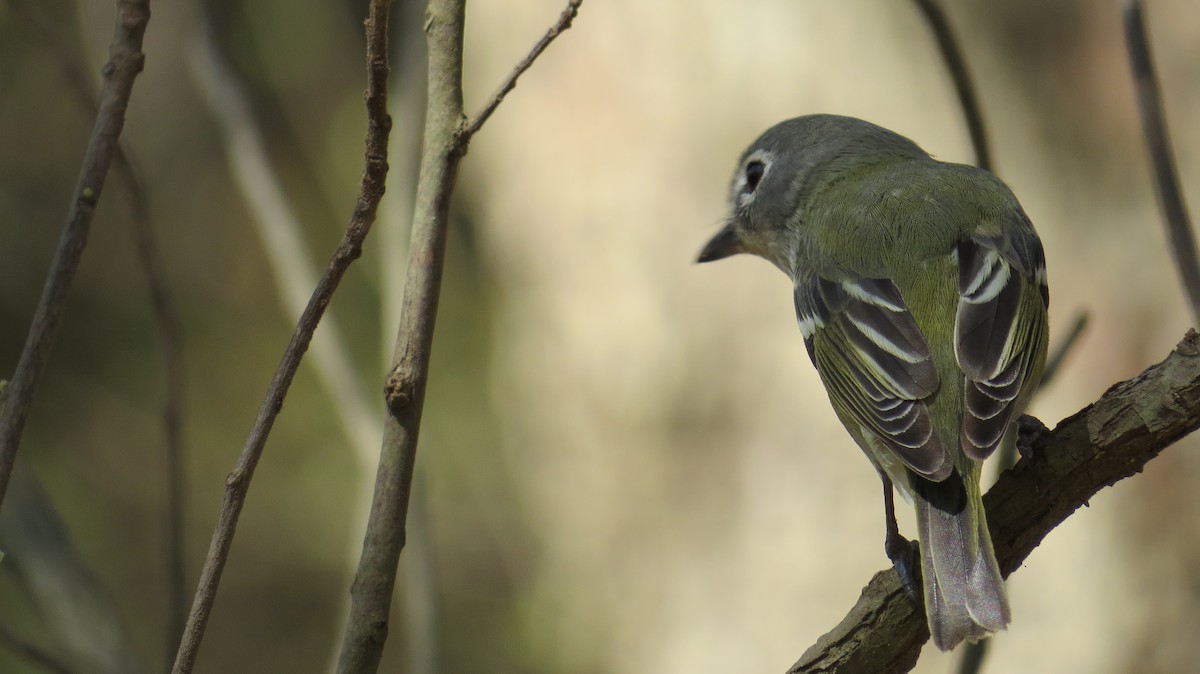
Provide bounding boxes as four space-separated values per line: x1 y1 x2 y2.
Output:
462 0 583 138
190 28 409 673
187 33 380 460
0 0 151 508
911 0 991 171
1124 0 1200 323
789 330 1200 673
376 2 439 672
333 1 465 669
6 0 189 659
139 180 188 670
168 2 394 671
335 1 584 670
1037 310 1089 391
0 621 75 674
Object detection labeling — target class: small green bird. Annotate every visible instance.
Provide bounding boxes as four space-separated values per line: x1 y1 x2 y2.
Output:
699 114 1048 650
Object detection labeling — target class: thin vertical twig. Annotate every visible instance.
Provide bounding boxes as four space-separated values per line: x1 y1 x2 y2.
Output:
8 0 188 656
1036 311 1089 394
127 151 190 668
376 2 438 672
335 1 583 670
0 0 152 509
6 0 190 658
911 0 991 171
168 2 394 671
1124 0 1200 324
187 33 381 459
333 1 466 668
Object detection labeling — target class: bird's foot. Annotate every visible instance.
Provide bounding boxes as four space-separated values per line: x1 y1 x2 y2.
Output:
885 531 921 599
1016 414 1050 462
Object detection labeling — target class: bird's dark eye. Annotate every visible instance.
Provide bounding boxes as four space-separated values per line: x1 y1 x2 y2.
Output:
745 160 765 192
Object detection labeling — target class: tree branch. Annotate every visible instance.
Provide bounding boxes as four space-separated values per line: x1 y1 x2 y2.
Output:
0 0 151 509
462 0 583 138
789 329 1200 673
1123 0 1200 324
332 0 465 669
168 2 394 672
335 0 584 670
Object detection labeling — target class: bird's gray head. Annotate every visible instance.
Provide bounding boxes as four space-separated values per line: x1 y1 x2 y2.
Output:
697 114 926 276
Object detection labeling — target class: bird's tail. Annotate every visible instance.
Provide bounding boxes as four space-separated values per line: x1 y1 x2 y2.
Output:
912 470 1009 651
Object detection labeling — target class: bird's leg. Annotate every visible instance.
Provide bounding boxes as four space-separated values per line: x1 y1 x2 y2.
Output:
880 473 920 598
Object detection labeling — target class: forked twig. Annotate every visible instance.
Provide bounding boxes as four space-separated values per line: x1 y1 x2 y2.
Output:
335 0 584 670
462 0 583 138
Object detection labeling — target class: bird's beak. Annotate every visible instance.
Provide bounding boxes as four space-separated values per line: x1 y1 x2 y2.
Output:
697 223 744 263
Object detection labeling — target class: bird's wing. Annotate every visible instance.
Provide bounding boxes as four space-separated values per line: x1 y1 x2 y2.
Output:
954 228 1050 460
795 275 952 480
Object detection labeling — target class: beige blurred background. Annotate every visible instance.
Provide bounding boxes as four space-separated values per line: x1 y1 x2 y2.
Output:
2 0 1199 672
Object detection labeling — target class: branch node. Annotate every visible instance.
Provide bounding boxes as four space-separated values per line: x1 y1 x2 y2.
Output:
384 372 412 412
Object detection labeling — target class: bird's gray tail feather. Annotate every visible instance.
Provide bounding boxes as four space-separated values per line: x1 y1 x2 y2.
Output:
912 472 1010 651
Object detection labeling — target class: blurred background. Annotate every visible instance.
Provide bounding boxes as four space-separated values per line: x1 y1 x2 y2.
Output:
2 0 1199 672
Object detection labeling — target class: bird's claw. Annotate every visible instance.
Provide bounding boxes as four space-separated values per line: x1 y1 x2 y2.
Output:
1016 414 1050 462
886 533 921 599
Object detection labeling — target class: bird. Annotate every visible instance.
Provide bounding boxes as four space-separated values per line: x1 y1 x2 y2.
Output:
697 114 1049 651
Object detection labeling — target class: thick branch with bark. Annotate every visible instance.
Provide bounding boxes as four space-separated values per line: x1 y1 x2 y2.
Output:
789 330 1200 673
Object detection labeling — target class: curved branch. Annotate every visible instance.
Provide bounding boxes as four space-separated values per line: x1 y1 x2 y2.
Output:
790 329 1200 673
